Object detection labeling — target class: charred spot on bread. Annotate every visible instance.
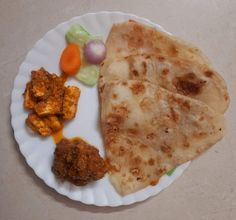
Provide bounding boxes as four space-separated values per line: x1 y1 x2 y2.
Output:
142 61 147 75
148 158 155 166
169 44 178 56
160 144 173 157
170 107 179 123
139 97 154 111
146 133 156 140
173 72 206 96
130 82 146 95
161 68 169 76
204 70 214 78
112 93 118 99
158 56 165 61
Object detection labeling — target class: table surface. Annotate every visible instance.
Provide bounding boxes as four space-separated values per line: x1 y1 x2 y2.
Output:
1 0 236 219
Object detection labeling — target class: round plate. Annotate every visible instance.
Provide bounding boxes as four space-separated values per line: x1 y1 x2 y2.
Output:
11 11 190 207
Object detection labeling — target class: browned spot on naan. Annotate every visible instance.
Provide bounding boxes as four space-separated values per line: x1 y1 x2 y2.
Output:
170 107 179 123
150 179 159 186
146 133 156 140
161 144 173 158
112 104 130 117
132 70 139 77
173 72 206 96
158 56 165 61
139 144 148 149
193 131 208 138
154 90 162 102
112 93 118 99
139 97 154 111
148 158 155 166
161 68 169 76
183 135 190 148
156 168 167 176
128 128 139 135
168 95 191 111
130 167 140 176
169 44 178 56
99 84 105 93
130 82 146 95
224 94 229 101
118 146 126 156
132 156 142 166
204 70 214 78
142 61 147 75
106 113 124 133
128 35 144 48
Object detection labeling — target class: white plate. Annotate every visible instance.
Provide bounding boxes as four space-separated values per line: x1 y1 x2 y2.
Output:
10 11 190 207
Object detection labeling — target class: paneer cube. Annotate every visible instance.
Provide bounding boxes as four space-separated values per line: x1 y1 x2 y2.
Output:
34 73 65 116
26 113 63 136
23 82 36 109
31 68 51 99
62 86 81 120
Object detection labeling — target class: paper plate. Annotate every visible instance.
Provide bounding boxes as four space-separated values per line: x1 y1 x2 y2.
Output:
10 11 190 207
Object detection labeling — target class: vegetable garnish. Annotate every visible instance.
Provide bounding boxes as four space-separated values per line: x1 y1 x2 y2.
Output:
60 43 81 76
66 24 92 46
84 39 106 64
166 167 176 176
75 65 99 86
64 24 107 85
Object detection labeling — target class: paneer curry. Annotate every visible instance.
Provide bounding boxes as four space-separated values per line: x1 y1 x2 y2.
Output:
23 68 80 136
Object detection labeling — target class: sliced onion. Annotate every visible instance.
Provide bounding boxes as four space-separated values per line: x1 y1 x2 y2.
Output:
84 39 106 64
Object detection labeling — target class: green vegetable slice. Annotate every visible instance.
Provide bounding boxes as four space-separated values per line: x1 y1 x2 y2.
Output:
166 167 176 176
66 24 91 46
75 65 99 86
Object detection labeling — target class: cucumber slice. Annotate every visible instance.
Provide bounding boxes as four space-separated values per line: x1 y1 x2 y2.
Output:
75 65 99 86
66 24 91 46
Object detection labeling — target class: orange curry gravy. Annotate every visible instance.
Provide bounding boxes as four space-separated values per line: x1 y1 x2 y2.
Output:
52 129 64 144
51 129 91 145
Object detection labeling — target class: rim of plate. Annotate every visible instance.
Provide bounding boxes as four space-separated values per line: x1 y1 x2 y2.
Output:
10 11 191 207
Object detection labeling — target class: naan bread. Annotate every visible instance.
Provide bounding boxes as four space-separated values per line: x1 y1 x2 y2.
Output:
99 20 229 195
100 80 225 195
100 21 229 113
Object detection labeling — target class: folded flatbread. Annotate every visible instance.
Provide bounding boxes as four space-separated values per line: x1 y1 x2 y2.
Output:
100 21 229 113
101 80 225 195
99 20 229 195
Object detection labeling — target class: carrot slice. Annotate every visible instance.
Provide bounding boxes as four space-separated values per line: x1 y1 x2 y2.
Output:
60 43 81 76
